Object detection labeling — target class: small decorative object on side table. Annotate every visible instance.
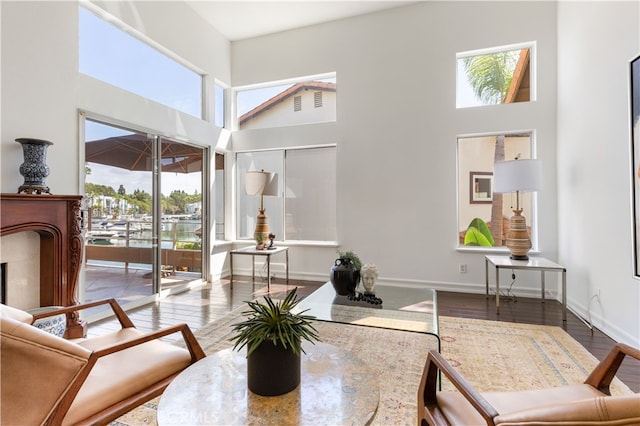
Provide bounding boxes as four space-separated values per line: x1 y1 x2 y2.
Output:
255 232 265 250
230 287 319 396
267 232 276 249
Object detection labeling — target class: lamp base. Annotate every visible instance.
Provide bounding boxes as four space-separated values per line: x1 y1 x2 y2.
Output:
254 209 270 248
505 209 532 261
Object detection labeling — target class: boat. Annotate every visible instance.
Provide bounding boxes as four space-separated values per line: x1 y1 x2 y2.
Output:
86 230 118 242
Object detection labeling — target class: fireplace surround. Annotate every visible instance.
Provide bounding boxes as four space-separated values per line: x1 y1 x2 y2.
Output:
0 193 85 337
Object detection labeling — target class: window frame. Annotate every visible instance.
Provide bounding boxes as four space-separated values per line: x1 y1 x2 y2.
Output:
79 3 206 119
456 131 539 253
456 41 536 109
235 145 337 244
233 73 337 131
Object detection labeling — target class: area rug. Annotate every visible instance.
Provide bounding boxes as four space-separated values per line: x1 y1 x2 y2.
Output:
113 309 630 426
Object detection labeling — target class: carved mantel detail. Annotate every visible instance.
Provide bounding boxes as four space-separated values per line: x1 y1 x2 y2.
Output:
0 193 86 337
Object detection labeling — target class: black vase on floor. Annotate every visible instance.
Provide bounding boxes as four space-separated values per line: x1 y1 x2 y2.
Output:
247 340 301 396
330 258 361 296
16 138 53 194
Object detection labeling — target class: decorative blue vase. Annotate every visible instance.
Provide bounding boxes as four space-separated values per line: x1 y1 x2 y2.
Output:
16 138 53 194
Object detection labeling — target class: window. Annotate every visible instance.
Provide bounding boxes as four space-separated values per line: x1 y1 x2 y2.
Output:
237 147 337 242
457 132 536 249
79 5 203 118
215 84 226 128
457 44 533 108
214 153 225 240
236 75 336 130
237 151 283 240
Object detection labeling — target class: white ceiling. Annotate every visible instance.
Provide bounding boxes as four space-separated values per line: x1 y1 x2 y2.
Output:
185 1 417 41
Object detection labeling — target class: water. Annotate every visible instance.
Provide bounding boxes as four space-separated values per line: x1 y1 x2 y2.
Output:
88 220 201 249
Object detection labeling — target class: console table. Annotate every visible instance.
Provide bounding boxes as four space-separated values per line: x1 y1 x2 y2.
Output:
157 342 379 425
229 246 288 291
485 255 567 321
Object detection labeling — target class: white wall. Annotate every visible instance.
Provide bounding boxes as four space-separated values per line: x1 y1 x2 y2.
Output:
1 1 80 194
231 1 559 292
1 1 231 286
2 1 637 346
557 1 640 346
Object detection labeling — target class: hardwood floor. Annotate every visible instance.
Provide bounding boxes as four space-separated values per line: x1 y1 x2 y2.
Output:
88 277 639 392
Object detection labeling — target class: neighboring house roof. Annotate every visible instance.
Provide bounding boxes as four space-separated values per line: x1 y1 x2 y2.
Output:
239 81 336 126
504 48 530 103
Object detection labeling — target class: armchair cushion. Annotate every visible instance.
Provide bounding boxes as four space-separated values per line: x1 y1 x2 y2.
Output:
436 384 616 425
65 330 193 425
494 393 640 425
0 302 34 323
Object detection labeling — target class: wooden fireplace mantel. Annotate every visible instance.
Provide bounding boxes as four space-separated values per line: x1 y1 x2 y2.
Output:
0 193 86 338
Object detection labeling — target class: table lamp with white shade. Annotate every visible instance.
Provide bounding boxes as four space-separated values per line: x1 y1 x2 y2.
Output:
245 170 278 247
493 158 542 260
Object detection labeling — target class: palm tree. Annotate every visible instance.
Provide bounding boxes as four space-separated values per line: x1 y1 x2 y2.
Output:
462 50 521 245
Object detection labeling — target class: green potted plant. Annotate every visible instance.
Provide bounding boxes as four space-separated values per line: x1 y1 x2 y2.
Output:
230 287 320 396
336 249 362 270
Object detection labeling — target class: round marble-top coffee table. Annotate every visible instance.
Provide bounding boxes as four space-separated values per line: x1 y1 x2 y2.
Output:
157 342 379 425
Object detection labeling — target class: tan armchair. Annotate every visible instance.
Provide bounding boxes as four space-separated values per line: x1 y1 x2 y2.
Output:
418 343 640 425
1 299 206 425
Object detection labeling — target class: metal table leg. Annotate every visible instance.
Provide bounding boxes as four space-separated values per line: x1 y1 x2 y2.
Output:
495 266 500 315
266 254 271 291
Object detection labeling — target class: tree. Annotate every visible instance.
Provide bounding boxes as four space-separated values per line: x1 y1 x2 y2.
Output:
117 184 126 196
130 189 152 214
462 51 519 105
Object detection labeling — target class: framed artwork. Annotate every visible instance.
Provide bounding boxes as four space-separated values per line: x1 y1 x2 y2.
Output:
469 172 493 204
631 54 640 279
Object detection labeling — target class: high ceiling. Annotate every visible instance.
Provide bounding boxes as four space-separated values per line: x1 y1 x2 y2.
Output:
184 1 417 41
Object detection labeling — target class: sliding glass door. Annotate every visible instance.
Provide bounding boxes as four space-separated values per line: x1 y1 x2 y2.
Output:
84 118 206 306
159 137 206 292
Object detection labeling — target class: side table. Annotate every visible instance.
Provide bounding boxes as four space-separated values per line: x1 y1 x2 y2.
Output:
229 246 289 291
485 255 567 321
157 342 379 425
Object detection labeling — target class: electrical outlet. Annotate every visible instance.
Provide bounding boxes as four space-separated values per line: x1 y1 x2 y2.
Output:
458 263 467 273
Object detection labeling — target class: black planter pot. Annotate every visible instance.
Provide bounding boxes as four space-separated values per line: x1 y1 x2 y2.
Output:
329 258 360 296
247 340 301 396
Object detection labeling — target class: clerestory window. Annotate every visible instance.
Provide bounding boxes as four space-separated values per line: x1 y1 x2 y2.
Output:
457 43 534 109
79 5 204 119
236 74 336 130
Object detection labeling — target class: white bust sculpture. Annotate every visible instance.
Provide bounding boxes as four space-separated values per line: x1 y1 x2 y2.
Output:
360 264 378 294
